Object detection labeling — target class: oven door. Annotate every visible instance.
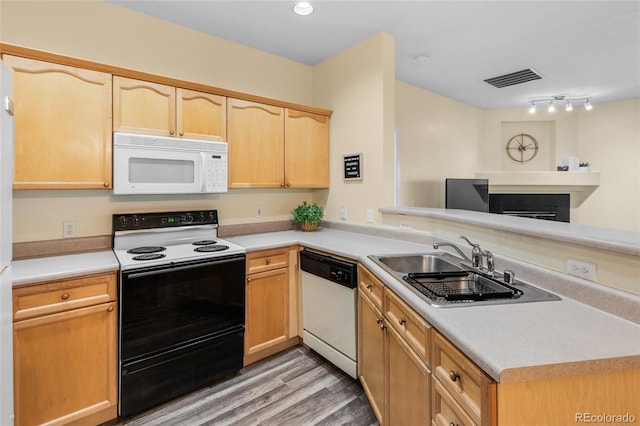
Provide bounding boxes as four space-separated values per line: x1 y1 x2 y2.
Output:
119 254 246 362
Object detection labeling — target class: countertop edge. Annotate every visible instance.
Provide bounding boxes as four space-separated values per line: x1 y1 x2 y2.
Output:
379 207 640 256
498 355 640 383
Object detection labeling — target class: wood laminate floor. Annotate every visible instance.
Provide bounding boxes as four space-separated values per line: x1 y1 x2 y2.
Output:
105 346 379 426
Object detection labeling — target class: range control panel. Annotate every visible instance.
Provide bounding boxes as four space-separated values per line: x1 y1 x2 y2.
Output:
113 210 219 231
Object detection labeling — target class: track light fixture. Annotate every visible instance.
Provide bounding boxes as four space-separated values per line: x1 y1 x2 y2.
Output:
527 95 593 113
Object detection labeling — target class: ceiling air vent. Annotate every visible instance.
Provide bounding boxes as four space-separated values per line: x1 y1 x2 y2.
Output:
483 68 542 88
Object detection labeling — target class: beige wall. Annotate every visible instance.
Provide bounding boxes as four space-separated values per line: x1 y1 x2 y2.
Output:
482 99 640 231
1 1 317 242
396 79 639 231
395 81 484 208
312 33 396 224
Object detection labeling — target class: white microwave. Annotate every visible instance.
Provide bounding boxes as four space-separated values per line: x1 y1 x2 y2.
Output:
113 132 228 195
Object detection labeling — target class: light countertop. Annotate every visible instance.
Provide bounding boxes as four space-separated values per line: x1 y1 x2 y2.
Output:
10 229 639 383
228 228 640 383
11 250 119 287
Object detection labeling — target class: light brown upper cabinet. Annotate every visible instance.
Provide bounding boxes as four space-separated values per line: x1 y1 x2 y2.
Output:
4 55 113 189
227 98 285 188
285 109 329 188
227 99 329 189
113 76 226 141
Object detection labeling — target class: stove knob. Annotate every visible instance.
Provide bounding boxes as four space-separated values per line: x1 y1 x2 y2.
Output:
335 271 344 282
198 212 205 223
185 213 193 223
118 216 127 228
132 217 140 226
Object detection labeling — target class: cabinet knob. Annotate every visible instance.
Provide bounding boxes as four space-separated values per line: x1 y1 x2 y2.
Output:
169 130 175 135
366 284 372 290
286 183 291 188
376 318 383 325
265 258 271 265
450 423 460 426
107 306 114 312
179 131 184 136
398 318 406 326
380 322 387 330
61 293 70 300
449 370 460 382
103 182 110 187
280 183 285 188
247 277 252 282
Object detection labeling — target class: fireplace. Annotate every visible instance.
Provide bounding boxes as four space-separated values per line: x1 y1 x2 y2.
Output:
489 194 570 223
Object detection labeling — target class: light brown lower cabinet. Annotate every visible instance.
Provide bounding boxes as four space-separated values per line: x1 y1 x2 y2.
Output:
357 265 431 425
358 288 386 422
432 331 496 426
386 323 430 425
12 273 117 426
244 247 300 365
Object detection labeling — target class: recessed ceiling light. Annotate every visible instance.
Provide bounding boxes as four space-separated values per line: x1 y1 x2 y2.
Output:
294 2 314 16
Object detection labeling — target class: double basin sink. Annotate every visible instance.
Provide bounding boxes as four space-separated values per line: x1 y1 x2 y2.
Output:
368 252 560 307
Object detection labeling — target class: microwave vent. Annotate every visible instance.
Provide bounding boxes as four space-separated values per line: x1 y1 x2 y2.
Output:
483 68 542 88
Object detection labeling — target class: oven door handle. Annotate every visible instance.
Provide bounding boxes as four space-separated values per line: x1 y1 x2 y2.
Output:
125 256 244 279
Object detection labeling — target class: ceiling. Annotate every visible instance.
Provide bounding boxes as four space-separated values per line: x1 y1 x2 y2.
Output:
110 1 640 109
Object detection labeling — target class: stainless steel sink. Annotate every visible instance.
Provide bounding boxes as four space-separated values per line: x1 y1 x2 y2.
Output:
367 253 560 307
371 253 465 275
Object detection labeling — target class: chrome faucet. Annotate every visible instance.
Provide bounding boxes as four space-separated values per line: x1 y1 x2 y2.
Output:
433 235 496 276
432 241 474 266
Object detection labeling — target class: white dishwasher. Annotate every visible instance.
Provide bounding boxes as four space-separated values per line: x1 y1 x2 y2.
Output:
300 250 358 378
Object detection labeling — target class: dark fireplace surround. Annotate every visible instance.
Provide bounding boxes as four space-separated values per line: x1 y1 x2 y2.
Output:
489 193 570 223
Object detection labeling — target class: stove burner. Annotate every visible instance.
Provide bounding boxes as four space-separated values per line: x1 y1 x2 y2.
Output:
132 253 167 261
192 240 217 246
194 245 229 253
127 246 167 254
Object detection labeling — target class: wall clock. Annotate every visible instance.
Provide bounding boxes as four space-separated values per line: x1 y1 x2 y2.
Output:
506 133 538 163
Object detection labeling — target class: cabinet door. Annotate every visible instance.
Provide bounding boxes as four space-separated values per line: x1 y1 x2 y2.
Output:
176 88 226 141
227 98 284 188
13 302 117 426
358 289 385 424
245 268 289 355
284 109 329 188
386 324 430 425
4 55 112 189
113 76 176 136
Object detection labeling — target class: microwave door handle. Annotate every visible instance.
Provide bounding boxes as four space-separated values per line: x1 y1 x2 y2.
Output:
199 152 207 192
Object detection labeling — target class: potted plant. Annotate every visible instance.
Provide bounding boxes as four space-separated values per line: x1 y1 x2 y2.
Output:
579 162 590 172
292 201 323 231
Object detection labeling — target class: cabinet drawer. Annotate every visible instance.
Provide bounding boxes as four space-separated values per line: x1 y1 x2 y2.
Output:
246 248 289 274
432 377 476 426
384 287 431 366
358 265 384 310
432 332 496 426
13 273 116 321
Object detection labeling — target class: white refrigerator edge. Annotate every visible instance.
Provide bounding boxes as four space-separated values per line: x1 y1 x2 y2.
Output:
0 59 15 426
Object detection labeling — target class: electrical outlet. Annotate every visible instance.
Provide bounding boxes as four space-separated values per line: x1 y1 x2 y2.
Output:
256 207 262 217
63 221 76 238
339 206 347 220
566 259 596 281
366 209 374 223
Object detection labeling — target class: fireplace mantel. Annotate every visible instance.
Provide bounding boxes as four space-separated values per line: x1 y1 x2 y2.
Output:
475 171 600 194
